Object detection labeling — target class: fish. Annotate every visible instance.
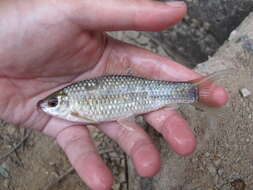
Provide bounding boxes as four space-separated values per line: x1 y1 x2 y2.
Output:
38 71 225 125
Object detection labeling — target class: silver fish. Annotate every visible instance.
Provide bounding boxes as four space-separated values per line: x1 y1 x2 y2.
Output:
38 74 211 124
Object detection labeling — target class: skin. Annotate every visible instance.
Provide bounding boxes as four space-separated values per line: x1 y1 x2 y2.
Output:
0 0 228 189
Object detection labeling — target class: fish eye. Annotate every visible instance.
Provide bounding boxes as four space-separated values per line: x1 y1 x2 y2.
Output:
47 97 58 107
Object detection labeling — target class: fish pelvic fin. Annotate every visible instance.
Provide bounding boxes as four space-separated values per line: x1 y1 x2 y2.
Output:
192 102 229 119
70 112 97 123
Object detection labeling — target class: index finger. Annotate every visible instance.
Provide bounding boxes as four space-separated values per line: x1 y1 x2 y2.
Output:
69 0 187 31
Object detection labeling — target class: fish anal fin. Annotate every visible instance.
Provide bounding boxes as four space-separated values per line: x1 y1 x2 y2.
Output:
160 103 179 111
192 103 230 119
117 115 137 131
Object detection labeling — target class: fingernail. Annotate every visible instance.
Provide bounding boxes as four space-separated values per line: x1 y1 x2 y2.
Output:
165 1 186 8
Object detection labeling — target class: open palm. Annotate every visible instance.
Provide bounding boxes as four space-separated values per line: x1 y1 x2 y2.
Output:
0 0 227 189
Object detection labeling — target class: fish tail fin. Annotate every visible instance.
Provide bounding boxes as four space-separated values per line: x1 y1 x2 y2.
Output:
190 68 234 118
190 69 234 99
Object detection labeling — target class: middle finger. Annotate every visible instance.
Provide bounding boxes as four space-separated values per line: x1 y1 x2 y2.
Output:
97 121 160 177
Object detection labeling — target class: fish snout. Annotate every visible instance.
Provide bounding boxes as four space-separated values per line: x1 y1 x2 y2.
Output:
37 99 48 111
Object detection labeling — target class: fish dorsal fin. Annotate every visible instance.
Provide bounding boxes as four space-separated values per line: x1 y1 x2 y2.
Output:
104 67 148 79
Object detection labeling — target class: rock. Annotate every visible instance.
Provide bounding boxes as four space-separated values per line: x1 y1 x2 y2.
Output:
148 0 253 66
239 88 251 98
0 163 10 178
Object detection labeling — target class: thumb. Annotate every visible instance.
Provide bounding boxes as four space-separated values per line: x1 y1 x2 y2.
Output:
68 0 187 31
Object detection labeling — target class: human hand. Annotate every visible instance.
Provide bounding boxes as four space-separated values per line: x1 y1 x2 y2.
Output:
0 0 228 189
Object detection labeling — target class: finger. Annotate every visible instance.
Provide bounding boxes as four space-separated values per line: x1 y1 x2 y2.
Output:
104 38 228 107
69 0 186 31
144 108 196 155
97 121 160 177
56 125 113 190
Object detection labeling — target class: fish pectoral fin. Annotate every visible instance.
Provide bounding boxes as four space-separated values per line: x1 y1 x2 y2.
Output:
117 115 136 131
70 112 96 123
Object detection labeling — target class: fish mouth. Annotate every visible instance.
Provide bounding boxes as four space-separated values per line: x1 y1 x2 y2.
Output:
37 99 47 111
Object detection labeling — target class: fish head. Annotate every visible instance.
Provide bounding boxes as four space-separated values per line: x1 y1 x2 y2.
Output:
38 91 71 119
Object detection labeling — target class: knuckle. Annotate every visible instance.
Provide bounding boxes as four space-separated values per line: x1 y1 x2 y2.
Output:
130 138 152 157
56 126 89 152
74 150 97 165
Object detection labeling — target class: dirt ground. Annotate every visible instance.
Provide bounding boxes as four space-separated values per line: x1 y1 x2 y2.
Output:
1 14 253 190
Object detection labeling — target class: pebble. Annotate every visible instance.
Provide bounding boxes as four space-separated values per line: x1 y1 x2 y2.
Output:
207 165 217 176
230 178 246 190
204 152 210 157
229 30 238 41
214 159 221 167
217 168 224 176
0 163 9 178
239 88 251 98
112 184 120 189
0 120 7 127
3 179 10 188
6 125 16 135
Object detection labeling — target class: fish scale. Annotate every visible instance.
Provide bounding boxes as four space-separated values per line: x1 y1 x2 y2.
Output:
39 75 199 123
